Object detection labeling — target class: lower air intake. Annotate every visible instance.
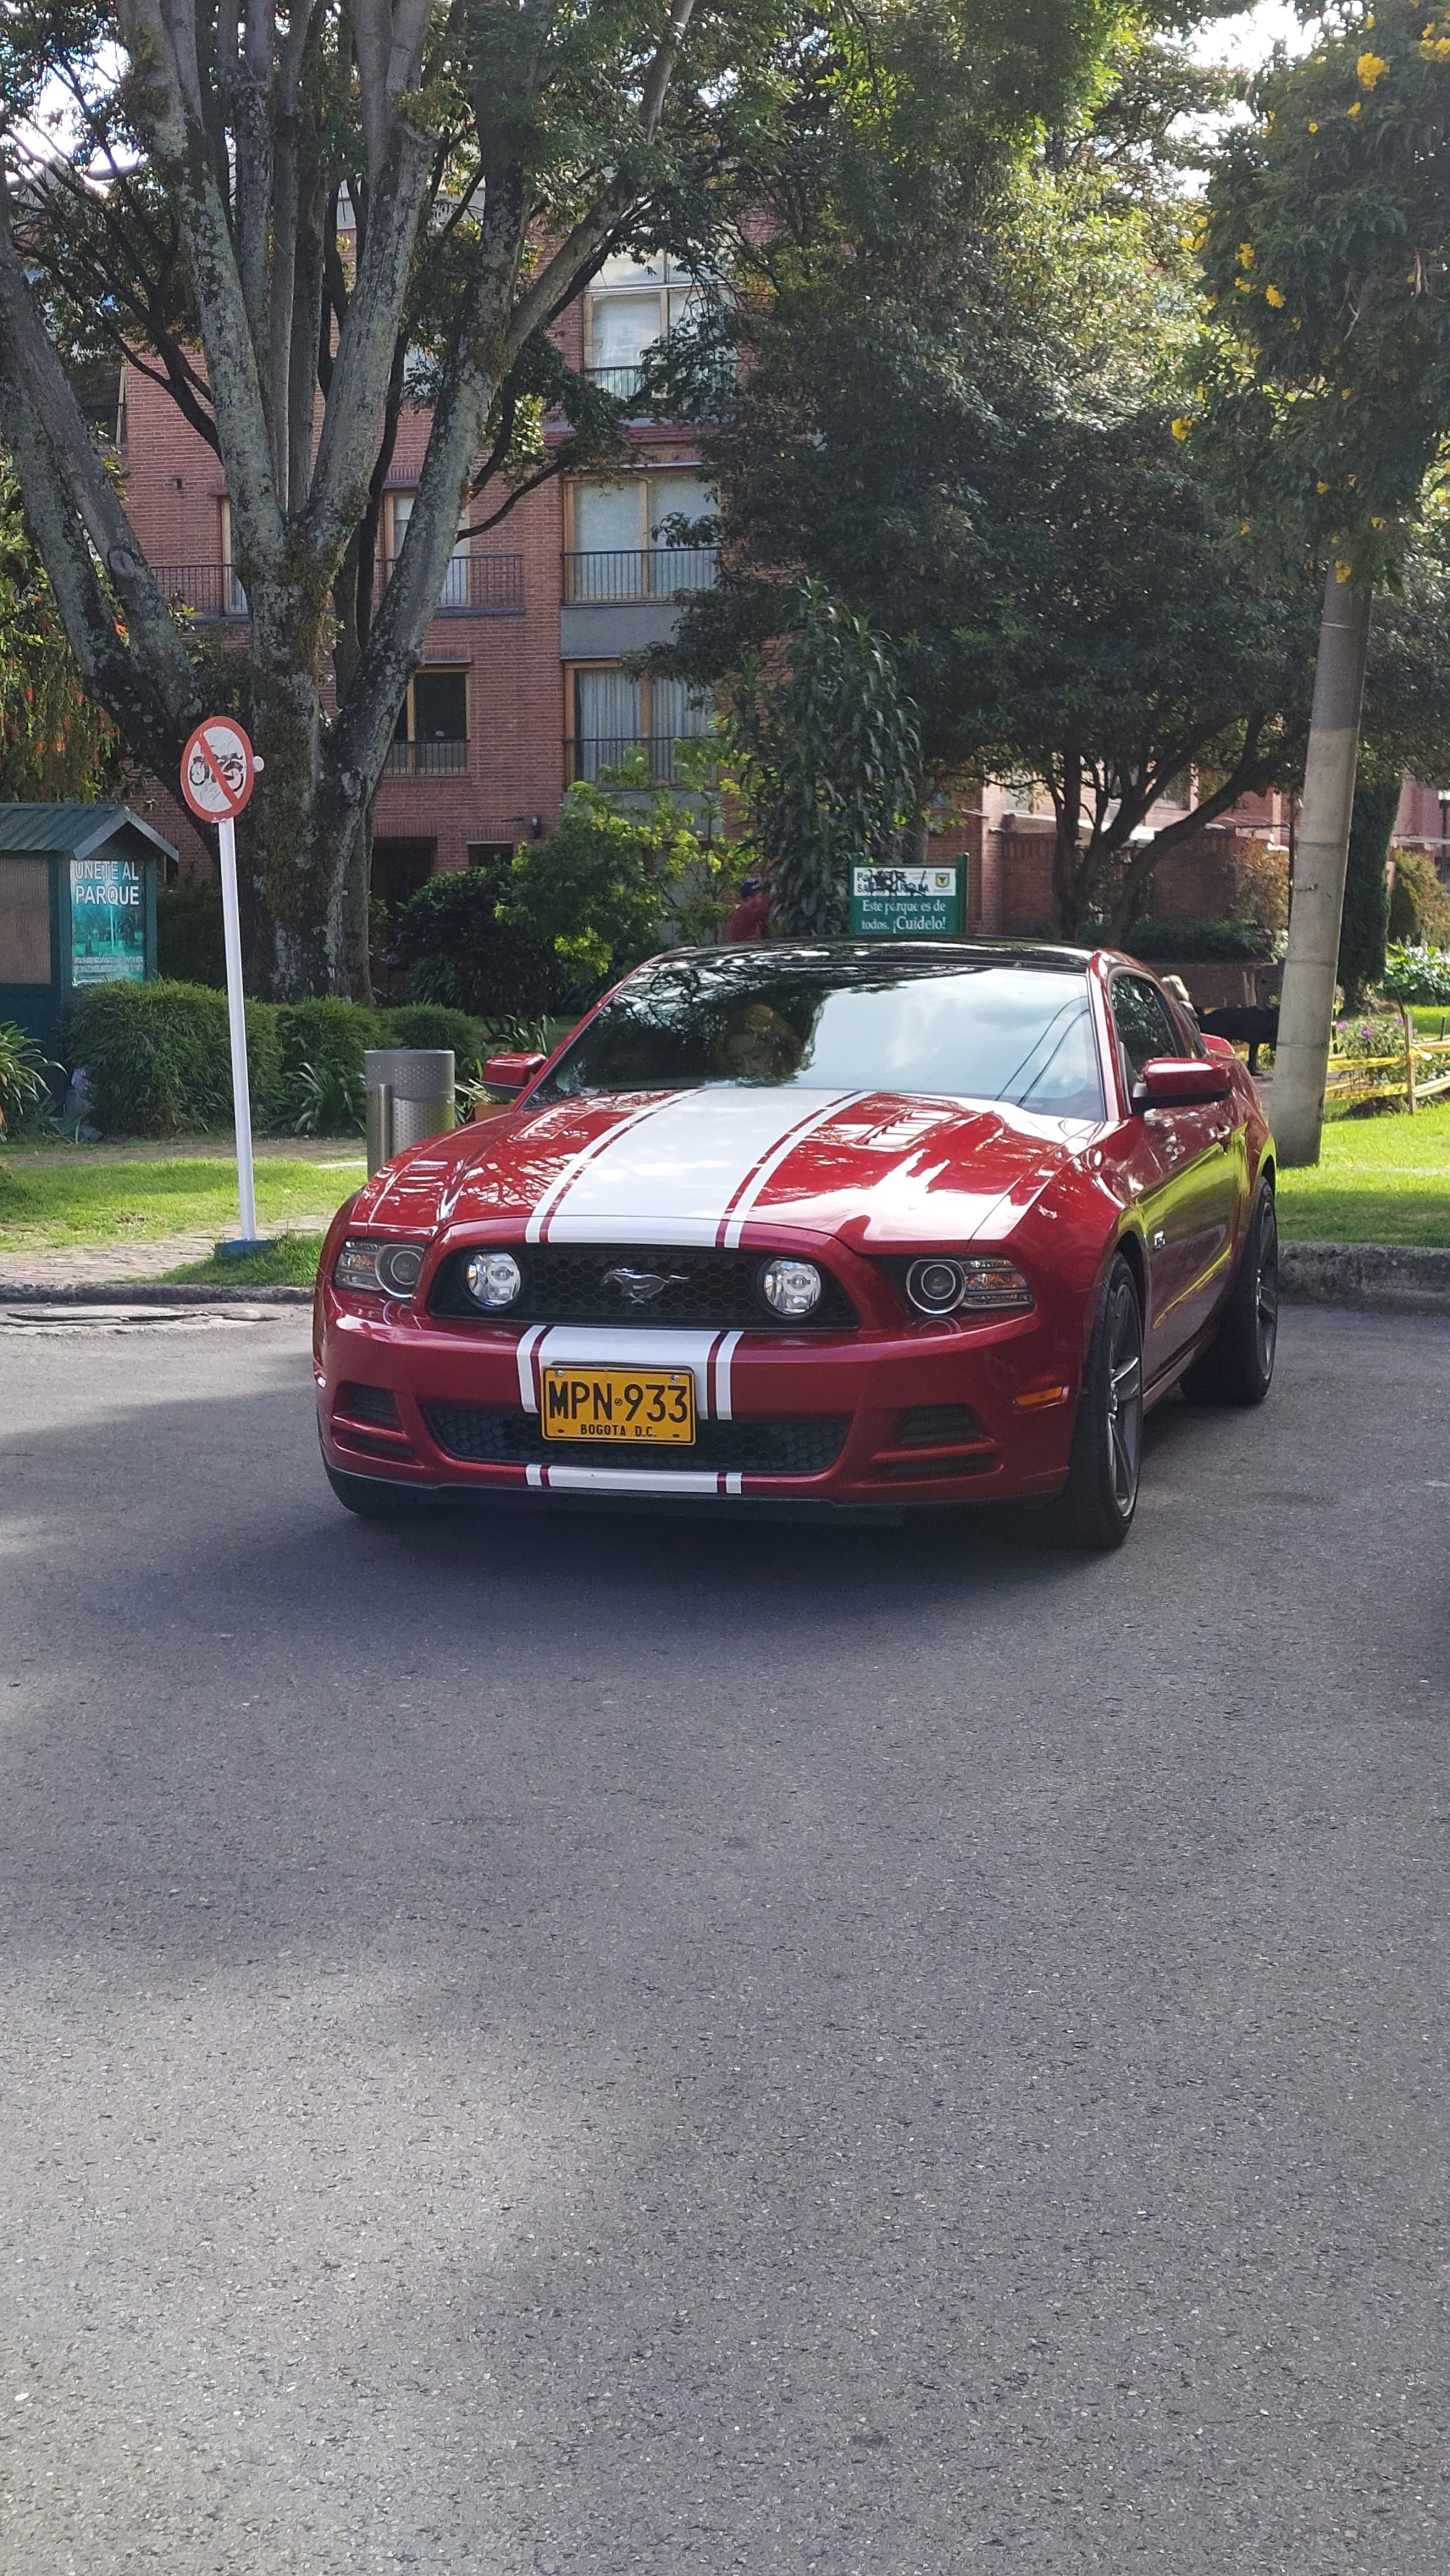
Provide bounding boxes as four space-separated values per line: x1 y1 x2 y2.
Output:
422 1406 848 1477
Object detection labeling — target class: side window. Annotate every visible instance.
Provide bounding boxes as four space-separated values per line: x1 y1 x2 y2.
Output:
1111 975 1179 1079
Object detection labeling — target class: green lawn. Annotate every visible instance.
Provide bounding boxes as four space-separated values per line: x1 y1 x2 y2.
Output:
0 1152 363 1248
165 1232 326 1286
1277 1097 1450 1245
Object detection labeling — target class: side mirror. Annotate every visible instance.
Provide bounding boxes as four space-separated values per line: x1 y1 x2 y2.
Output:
1133 1055 1233 1111
1202 1033 1238 1062
482 1051 547 1096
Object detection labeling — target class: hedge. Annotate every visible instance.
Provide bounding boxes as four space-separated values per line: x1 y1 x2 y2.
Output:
1127 917 1275 962
65 981 489 1136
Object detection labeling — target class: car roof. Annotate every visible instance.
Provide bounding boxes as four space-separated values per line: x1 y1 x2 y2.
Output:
659 938 1099 975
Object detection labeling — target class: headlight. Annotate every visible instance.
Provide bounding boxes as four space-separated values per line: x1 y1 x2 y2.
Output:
905 1256 1033 1316
463 1250 524 1310
759 1256 822 1319
334 1237 429 1298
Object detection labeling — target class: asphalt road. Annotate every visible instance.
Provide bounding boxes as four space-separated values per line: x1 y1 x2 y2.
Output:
1 1302 1448 2575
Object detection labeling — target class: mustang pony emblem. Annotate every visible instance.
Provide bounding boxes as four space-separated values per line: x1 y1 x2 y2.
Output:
602 1264 690 1305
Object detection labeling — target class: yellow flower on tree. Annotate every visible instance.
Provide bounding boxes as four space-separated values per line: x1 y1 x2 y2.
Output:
1357 50 1389 84
1348 99 1363 115
1265 283 1287 308
1371 515 1387 529
1309 119 1319 131
1170 417 1192 441
1335 561 1354 583
1237 242 1256 269
1317 479 1331 494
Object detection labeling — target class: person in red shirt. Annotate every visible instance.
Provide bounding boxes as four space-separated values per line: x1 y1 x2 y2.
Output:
724 877 772 941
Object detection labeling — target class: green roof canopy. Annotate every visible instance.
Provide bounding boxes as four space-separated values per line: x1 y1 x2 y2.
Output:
0 804 176 864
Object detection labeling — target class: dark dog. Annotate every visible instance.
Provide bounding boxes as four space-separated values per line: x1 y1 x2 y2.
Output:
1199 1004 1280 1074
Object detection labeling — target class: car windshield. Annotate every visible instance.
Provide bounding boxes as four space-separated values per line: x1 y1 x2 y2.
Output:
539 950 1106 1119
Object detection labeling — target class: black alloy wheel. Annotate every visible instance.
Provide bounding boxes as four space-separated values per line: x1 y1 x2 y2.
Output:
1049 1254 1144 1551
1181 1178 1279 1408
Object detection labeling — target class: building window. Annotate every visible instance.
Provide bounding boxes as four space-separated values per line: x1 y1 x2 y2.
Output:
584 251 709 398
567 664 713 782
387 668 469 775
564 472 716 602
389 492 470 609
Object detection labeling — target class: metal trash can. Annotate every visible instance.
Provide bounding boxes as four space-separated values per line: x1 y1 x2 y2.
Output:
364 1048 455 1175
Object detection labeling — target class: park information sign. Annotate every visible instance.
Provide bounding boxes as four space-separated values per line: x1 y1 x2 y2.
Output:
70 855 147 983
849 862 963 936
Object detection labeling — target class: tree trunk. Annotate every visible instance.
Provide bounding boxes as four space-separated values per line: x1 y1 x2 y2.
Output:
1272 567 1373 1167
344 804 376 1003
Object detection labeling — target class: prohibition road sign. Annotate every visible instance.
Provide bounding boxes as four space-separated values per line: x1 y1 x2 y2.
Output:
180 716 258 821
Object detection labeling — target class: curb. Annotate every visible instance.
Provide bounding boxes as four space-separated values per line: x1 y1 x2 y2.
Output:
0 1280 314 1307
1281 1240 1450 1315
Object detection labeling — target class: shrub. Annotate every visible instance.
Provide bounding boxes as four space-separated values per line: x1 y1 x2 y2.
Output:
155 877 225 986
1388 848 1450 948
506 773 730 982
1381 941 1450 1005
394 862 577 1018
271 996 384 1129
0 1019 58 1132
1233 842 1290 936
1126 917 1275 962
290 1058 365 1135
66 979 283 1135
381 1003 486 1069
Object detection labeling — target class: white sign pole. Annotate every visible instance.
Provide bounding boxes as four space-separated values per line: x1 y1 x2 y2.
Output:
216 812 259 1243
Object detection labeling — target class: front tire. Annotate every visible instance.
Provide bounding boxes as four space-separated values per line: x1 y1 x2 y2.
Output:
1181 1179 1278 1407
1049 1255 1144 1551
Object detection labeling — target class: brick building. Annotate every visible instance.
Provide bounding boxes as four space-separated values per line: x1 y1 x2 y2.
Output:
119 249 720 908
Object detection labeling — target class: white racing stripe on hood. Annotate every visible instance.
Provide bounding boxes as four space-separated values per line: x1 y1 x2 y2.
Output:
540 1086 864 1243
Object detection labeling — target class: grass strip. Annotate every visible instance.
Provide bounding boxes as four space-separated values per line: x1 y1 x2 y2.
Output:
0 1154 362 1247
164 1233 324 1286
1276 1097 1450 1245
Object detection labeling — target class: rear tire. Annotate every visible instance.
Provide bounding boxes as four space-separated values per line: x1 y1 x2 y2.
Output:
1181 1179 1278 1407
324 1461 441 1521
1048 1255 1144 1551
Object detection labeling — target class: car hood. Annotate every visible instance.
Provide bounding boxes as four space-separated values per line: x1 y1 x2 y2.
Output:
356 1084 1099 1250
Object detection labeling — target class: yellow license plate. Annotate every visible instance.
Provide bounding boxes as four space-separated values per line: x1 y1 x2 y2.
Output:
540 1364 697 1445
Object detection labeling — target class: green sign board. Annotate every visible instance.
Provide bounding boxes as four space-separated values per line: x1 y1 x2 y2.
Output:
849 861 963 937
71 855 147 985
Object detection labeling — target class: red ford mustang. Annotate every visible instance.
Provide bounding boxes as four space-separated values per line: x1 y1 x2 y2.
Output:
315 941 1277 1547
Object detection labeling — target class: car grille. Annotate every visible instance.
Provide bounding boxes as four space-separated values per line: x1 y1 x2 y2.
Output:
421 1405 849 1477
428 1243 859 1330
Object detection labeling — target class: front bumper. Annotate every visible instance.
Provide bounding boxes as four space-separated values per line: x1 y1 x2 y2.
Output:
316 1287 1083 1509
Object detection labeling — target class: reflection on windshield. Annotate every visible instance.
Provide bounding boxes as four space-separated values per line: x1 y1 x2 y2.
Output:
540 953 1105 1120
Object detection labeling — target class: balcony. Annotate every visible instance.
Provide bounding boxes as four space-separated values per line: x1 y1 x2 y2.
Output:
150 554 524 622
383 738 468 777
566 734 708 785
376 554 524 617
562 545 717 603
152 563 248 619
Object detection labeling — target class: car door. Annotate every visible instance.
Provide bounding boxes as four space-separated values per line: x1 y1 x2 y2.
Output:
1109 973 1237 1370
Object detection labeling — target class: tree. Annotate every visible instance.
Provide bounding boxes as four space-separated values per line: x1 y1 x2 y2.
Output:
1337 771 1400 1015
1200 0 1450 1160
725 583 921 937
0 451 123 799
506 759 727 980
660 37 1322 939
0 0 1148 1000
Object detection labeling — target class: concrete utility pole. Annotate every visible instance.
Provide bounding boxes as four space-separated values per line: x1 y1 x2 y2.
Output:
1272 565 1373 1167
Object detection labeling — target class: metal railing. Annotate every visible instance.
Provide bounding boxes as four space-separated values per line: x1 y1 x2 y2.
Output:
384 738 468 777
565 733 711 784
582 363 650 401
375 554 524 616
150 555 524 620
152 563 248 619
562 544 717 603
